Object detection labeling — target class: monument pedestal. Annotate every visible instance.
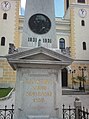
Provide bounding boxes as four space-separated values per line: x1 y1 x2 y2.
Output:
15 68 61 119
6 47 73 119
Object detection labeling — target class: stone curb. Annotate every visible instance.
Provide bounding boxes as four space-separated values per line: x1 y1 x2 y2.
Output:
62 90 89 95
0 88 14 101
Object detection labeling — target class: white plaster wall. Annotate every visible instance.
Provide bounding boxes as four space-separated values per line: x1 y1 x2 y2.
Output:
74 6 89 60
0 0 17 56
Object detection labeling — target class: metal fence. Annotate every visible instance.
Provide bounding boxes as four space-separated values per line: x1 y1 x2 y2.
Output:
0 104 14 119
0 104 89 119
78 107 89 119
62 104 89 119
62 104 76 119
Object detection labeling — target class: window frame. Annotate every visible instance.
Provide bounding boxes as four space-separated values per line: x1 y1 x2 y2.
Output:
83 42 86 50
3 13 7 19
81 20 85 26
59 38 65 49
77 0 85 3
1 37 5 46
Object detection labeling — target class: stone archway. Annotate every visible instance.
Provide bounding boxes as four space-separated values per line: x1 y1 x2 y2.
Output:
61 68 68 87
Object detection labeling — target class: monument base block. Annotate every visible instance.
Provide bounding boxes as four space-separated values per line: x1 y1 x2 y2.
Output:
27 115 49 119
27 115 61 119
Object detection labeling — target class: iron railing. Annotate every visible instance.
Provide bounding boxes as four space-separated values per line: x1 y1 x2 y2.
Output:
78 107 89 119
0 104 89 119
0 104 14 119
62 104 76 119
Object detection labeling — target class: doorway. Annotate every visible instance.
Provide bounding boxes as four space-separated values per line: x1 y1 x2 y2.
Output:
61 68 68 87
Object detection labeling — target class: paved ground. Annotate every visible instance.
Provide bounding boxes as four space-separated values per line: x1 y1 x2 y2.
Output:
61 95 89 109
0 91 89 110
0 91 15 108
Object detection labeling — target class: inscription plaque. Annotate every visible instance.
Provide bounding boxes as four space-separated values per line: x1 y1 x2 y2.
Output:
23 77 54 115
13 68 61 119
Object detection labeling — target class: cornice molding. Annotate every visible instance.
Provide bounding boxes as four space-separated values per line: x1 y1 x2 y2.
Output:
6 47 73 70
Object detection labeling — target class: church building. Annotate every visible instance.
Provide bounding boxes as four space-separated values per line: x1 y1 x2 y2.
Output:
0 0 89 89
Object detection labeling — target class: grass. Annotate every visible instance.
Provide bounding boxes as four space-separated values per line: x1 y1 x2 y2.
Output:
0 88 12 98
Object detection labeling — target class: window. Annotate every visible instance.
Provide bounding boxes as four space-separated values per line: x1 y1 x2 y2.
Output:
1 37 5 46
38 39 41 46
3 13 7 19
83 42 86 50
59 38 65 49
78 0 85 3
81 20 85 26
66 0 69 9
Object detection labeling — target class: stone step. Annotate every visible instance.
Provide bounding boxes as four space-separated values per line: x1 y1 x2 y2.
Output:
62 88 89 95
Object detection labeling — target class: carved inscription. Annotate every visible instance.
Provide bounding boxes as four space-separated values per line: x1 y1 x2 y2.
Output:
25 79 53 103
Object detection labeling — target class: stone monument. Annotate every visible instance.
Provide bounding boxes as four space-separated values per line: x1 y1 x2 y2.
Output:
7 47 73 119
6 0 73 119
21 0 57 49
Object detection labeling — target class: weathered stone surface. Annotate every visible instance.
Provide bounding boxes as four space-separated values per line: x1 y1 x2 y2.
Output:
6 47 73 119
14 68 61 119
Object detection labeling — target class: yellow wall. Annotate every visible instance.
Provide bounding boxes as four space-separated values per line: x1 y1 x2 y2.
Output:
14 0 21 48
0 58 16 87
68 63 89 89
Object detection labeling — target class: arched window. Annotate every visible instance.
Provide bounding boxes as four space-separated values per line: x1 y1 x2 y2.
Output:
1 37 5 46
81 20 85 26
78 0 85 3
59 38 65 49
83 42 86 50
3 13 7 19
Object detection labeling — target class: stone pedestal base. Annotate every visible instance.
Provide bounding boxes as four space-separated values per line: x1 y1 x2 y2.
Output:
27 115 61 119
27 115 49 119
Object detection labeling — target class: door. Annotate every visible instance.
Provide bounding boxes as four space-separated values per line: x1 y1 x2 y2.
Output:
61 68 68 87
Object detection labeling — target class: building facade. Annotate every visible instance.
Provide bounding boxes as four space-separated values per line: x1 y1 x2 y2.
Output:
0 0 89 89
0 0 20 87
